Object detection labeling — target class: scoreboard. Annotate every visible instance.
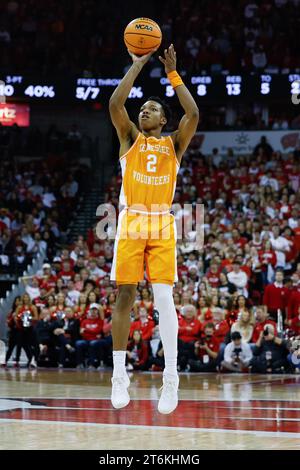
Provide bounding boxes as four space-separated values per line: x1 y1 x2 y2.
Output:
1 73 300 104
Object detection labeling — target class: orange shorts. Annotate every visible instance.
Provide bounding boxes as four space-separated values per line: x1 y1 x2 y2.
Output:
110 210 177 285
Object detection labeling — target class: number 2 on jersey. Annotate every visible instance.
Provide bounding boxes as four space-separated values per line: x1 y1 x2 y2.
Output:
146 154 157 173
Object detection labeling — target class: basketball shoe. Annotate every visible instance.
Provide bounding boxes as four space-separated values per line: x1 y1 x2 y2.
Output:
158 373 179 414
111 373 130 409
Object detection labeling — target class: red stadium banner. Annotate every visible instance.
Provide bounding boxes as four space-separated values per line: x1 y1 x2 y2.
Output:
0 103 30 127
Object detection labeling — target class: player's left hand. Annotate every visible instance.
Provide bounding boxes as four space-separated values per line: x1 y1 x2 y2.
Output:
158 44 177 73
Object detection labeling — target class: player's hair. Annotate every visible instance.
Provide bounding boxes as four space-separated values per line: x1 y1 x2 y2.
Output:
146 96 172 123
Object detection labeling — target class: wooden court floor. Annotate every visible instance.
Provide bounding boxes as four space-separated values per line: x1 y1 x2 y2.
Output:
0 369 300 450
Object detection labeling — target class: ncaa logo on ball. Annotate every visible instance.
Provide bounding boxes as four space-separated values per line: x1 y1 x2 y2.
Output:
135 24 153 31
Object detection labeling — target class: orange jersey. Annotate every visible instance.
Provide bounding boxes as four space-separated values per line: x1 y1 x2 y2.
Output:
119 132 179 212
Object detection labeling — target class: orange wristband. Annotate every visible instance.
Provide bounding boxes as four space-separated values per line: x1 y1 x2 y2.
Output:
167 70 183 89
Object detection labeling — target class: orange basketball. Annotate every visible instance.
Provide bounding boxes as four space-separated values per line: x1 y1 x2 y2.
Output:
124 18 162 56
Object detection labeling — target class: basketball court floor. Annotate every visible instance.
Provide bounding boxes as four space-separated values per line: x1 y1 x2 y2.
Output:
0 370 299 450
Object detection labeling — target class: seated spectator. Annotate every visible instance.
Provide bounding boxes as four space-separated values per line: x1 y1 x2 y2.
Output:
227 259 249 297
187 323 219 372
287 337 300 374
251 324 289 373
102 293 116 319
50 292 67 320
287 280 300 322
97 310 113 367
133 287 154 318
75 304 103 369
258 240 277 286
211 308 230 358
65 280 81 307
222 331 253 372
51 307 79 368
251 305 277 343
23 276 40 301
178 304 202 370
218 272 237 297
270 225 291 269
57 259 75 285
126 330 149 371
150 326 164 371
35 307 55 365
198 296 213 322
231 309 255 343
129 307 155 342
226 294 248 327
288 305 300 336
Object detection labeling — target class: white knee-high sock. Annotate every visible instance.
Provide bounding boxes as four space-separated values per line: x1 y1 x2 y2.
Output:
112 351 126 377
152 283 178 378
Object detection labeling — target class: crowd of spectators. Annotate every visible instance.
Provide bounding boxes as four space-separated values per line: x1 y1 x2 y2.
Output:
0 156 89 276
176 108 300 132
0 0 300 76
2 134 300 373
0 123 95 161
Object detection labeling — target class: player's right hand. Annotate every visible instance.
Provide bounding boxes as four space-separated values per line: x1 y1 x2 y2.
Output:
128 48 158 67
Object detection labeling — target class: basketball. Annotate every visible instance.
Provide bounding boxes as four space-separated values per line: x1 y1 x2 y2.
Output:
124 18 162 56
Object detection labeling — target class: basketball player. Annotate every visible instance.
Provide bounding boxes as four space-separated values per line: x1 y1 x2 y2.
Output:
109 44 199 413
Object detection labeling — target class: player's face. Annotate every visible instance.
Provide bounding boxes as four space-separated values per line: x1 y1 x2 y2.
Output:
138 101 166 131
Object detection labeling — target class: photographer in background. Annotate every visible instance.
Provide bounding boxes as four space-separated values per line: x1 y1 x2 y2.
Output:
221 331 253 372
187 323 219 372
251 323 289 373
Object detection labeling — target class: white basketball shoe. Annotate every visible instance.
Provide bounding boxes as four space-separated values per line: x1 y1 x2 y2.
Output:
158 374 179 414
111 374 131 409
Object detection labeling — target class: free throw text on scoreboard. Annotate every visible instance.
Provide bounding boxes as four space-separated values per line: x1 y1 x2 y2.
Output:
1 73 300 104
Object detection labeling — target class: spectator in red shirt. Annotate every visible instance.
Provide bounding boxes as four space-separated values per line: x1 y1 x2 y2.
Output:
206 261 221 288
130 307 155 342
57 259 75 285
263 269 289 320
251 305 277 344
75 304 103 369
251 230 263 251
198 295 214 323
226 294 248 327
126 330 149 371
89 241 104 258
97 311 113 367
259 240 277 286
177 254 189 279
187 323 219 372
288 305 300 336
211 309 230 346
221 249 236 273
178 304 202 370
133 288 154 319
232 228 248 249
50 292 67 321
287 279 300 321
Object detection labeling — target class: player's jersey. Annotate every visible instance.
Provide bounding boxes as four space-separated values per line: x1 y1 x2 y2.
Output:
119 132 179 213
